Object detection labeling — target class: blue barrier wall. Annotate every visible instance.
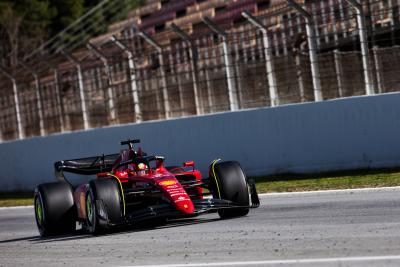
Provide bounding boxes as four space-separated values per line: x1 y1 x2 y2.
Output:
1 93 400 191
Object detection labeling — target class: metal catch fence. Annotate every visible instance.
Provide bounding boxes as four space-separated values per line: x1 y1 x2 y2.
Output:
0 0 399 141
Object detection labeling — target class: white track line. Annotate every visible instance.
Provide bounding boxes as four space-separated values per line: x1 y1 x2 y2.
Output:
2 186 400 210
0 205 33 210
259 186 400 197
119 255 400 267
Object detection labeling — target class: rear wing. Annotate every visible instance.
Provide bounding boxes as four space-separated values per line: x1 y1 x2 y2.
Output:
54 154 120 176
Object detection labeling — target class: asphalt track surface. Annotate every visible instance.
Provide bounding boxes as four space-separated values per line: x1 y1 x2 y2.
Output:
1 187 400 267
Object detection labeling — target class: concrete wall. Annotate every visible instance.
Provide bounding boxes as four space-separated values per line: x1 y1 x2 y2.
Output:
1 93 400 191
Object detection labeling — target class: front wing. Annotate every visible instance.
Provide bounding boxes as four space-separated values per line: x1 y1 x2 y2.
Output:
120 198 258 225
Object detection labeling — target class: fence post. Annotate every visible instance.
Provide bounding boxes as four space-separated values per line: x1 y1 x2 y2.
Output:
333 50 344 98
232 37 243 107
42 61 66 132
344 0 374 95
53 68 66 131
170 23 202 115
87 43 117 124
19 62 45 136
202 17 239 111
0 66 24 139
242 11 279 107
372 46 383 94
169 50 185 116
202 44 214 113
329 0 339 45
61 50 90 130
110 35 142 122
287 0 323 102
138 31 170 119
295 52 306 102
387 0 395 46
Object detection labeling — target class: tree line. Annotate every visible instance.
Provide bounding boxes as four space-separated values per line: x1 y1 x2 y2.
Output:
0 0 143 72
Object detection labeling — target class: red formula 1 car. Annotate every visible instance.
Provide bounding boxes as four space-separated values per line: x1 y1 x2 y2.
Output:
34 139 259 236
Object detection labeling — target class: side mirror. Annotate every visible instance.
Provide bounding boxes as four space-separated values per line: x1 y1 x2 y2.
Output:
183 161 195 170
156 159 165 169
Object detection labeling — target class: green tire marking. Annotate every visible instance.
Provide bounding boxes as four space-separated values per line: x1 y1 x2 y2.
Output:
108 174 126 217
211 159 222 199
86 193 93 225
35 196 43 226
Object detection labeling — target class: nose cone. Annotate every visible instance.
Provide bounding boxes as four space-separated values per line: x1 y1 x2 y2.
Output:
157 178 195 214
175 198 195 214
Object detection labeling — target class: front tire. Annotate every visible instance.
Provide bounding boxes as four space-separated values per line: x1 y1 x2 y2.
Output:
85 178 122 235
210 161 250 219
34 182 76 237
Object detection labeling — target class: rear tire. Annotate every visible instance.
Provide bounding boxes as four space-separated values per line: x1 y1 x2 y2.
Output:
34 182 76 237
85 178 122 235
210 161 250 219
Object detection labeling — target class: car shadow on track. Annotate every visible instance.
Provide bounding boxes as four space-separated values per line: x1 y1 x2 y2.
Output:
0 235 41 244
0 217 221 244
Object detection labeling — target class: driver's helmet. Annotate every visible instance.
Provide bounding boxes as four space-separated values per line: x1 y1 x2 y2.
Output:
136 162 148 175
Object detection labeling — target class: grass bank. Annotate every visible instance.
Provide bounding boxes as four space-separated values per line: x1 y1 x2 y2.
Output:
255 169 400 193
0 191 33 207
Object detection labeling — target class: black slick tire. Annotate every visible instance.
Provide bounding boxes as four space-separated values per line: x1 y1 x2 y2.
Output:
85 178 122 235
34 182 76 237
210 161 250 218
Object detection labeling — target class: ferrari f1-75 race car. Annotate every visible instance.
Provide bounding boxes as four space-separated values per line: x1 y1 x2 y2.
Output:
34 139 259 236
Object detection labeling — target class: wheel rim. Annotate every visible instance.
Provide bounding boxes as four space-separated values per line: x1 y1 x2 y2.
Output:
35 194 44 227
86 193 94 226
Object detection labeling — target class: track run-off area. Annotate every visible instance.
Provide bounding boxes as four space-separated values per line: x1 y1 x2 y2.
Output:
1 187 400 267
